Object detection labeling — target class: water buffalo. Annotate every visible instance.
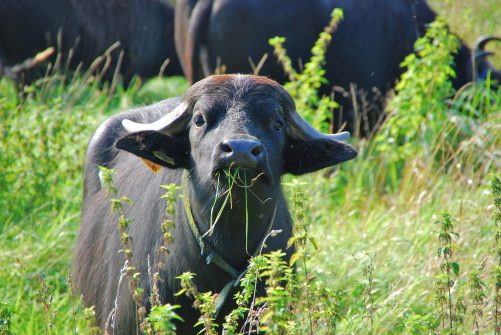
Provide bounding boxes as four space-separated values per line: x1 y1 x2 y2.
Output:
174 0 500 134
73 74 357 333
0 0 182 84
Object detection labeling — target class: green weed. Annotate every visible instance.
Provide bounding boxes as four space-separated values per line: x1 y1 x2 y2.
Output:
269 8 343 132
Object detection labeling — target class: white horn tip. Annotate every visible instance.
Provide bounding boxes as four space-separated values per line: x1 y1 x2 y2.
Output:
122 119 145 133
330 131 351 142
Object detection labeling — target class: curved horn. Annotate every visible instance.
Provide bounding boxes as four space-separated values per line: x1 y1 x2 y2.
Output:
472 36 500 82
475 50 495 61
474 35 501 52
122 102 190 135
285 109 351 142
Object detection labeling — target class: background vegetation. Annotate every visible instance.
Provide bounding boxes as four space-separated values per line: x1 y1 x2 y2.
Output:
429 0 500 66
0 1 500 334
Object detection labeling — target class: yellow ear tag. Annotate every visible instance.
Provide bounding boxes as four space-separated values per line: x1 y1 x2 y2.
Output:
141 158 161 173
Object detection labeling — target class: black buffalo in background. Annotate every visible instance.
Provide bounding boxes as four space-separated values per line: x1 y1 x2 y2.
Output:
0 0 183 84
73 74 357 333
175 0 501 135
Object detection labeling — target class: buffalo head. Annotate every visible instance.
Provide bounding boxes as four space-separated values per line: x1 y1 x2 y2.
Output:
116 75 356 201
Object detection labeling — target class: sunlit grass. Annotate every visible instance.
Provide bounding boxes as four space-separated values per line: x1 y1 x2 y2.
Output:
0 73 186 333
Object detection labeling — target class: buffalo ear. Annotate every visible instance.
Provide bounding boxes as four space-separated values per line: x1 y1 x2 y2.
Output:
116 131 190 169
283 138 357 175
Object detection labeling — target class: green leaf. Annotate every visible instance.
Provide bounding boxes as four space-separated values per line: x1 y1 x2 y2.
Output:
174 288 186 297
450 262 460 276
309 237 319 250
289 253 301 267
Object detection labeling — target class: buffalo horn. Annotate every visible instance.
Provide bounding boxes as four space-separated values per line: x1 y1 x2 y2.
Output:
475 50 495 61
122 103 190 135
286 109 350 142
474 35 501 53
472 36 500 82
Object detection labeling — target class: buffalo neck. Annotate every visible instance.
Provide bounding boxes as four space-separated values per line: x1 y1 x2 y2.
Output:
186 170 282 269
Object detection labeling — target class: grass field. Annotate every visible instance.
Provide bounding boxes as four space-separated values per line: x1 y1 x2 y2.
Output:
1 2 500 334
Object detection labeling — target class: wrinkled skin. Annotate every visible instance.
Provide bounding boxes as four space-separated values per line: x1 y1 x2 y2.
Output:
175 0 500 135
74 74 357 334
0 0 182 84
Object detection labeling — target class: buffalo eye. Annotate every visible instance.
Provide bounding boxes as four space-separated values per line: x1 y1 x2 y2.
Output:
193 113 205 127
273 119 284 131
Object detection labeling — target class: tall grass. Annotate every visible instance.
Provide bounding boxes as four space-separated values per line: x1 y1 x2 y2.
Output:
0 71 185 333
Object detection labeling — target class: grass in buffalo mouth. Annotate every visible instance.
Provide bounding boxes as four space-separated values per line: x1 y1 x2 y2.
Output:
207 165 269 253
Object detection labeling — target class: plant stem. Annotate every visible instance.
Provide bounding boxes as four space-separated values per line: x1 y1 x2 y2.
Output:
446 255 454 334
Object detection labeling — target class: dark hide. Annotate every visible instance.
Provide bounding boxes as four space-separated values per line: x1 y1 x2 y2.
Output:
74 74 357 334
174 0 500 134
175 0 331 84
0 0 182 84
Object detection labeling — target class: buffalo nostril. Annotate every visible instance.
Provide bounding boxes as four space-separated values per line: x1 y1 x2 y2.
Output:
221 142 232 153
251 145 262 157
